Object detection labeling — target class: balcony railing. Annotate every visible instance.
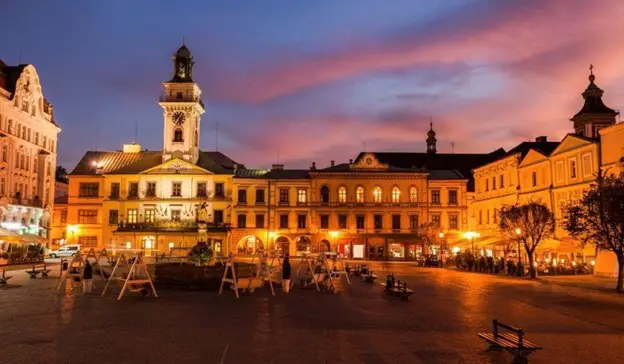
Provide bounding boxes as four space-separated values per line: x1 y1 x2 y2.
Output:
116 221 231 233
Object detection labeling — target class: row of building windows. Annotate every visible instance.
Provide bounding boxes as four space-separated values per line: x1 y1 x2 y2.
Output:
478 208 499 225
104 208 225 225
236 213 459 230
0 115 55 152
238 187 457 205
78 182 226 199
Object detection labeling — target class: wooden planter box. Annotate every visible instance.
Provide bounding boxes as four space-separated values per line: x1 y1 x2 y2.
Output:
154 263 255 290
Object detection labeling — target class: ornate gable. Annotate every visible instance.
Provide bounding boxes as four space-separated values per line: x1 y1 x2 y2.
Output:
518 149 549 168
142 157 212 175
351 153 389 170
550 134 594 156
13 65 45 118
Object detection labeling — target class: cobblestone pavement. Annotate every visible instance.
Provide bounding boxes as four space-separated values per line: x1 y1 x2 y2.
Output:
1 263 623 364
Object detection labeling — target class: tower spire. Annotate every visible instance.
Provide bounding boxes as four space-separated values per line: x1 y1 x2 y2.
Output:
426 119 437 154
570 64 618 137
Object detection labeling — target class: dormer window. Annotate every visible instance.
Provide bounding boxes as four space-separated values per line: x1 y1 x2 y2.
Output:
173 128 183 142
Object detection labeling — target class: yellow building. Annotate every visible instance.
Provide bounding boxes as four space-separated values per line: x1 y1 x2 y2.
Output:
64 44 241 256
231 126 504 261
472 69 617 263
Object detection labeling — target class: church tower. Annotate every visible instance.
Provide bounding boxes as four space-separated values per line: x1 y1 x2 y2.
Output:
426 122 437 154
159 43 205 163
570 65 618 138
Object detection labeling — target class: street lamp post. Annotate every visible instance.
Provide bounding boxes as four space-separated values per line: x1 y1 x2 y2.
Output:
515 227 522 277
329 231 338 254
463 231 480 256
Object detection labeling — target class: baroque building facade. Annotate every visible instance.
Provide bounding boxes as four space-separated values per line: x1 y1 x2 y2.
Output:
471 69 621 276
0 60 60 241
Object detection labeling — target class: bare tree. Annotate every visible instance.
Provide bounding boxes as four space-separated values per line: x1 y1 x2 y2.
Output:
55 165 69 183
499 202 555 279
564 172 624 292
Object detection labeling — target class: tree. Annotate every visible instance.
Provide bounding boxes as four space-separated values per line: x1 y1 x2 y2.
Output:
563 172 624 292
55 165 68 183
499 202 555 279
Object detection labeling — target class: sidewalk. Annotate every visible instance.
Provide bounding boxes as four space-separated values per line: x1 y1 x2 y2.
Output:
537 275 621 293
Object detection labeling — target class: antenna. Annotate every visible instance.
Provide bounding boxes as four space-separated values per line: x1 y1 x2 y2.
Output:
134 121 139 144
451 142 455 154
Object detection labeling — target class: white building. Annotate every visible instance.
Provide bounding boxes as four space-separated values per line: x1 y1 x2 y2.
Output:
0 61 61 239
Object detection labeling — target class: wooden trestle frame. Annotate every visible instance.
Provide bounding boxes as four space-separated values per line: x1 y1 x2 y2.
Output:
102 252 158 300
219 252 277 298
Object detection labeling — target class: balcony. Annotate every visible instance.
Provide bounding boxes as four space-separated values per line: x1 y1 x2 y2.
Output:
104 194 232 202
116 220 231 233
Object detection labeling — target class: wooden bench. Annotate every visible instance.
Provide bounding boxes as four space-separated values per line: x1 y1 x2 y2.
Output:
25 263 50 279
477 319 542 364
380 278 414 300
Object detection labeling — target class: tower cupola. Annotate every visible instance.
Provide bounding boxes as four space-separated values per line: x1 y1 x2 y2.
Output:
169 42 194 83
426 122 437 154
570 65 618 138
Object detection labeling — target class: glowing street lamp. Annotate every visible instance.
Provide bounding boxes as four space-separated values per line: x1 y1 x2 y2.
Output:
514 227 523 275
329 231 339 252
463 231 480 255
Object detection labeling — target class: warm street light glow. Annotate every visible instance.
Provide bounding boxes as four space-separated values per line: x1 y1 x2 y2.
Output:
268 231 277 239
329 231 338 238
67 225 78 234
514 227 522 236
452 247 460 254
591 260 596 266
553 259 558 266
463 231 480 240
438 232 445 238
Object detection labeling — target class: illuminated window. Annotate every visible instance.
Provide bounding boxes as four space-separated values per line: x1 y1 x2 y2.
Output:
145 209 155 223
78 209 97 224
409 187 418 203
356 186 364 203
391 187 400 203
127 209 137 224
338 186 347 203
297 189 307 204
171 210 181 222
373 186 382 203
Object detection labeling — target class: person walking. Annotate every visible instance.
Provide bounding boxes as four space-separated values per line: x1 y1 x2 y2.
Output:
83 260 93 294
282 255 291 293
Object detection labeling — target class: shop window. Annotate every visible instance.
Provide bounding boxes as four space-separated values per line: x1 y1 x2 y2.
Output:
255 214 265 228
338 214 347 229
356 186 365 203
389 243 404 259
356 215 365 229
320 214 329 229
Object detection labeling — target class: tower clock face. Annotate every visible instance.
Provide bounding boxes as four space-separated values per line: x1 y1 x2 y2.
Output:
172 112 186 125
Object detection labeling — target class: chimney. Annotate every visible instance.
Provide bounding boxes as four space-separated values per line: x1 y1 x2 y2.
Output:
535 136 547 142
310 162 316 171
271 164 284 171
349 159 353 164
330 160 335 167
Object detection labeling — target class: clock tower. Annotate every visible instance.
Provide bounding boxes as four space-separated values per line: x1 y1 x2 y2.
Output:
159 43 205 163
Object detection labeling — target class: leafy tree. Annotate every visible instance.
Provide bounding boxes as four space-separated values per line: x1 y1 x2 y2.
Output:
55 165 69 183
499 202 555 279
564 172 624 292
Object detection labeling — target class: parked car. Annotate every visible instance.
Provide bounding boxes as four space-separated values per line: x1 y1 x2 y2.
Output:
49 245 81 258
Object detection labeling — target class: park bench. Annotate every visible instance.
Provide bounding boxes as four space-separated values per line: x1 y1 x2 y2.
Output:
477 319 542 364
361 270 378 283
380 276 414 300
0 269 12 285
25 263 51 279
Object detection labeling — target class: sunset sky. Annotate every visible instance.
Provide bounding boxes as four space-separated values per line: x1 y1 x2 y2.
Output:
2 0 623 169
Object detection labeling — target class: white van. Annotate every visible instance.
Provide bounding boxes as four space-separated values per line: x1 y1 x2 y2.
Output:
49 245 81 258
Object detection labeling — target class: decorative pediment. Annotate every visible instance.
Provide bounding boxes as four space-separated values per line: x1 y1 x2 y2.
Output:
518 149 549 167
550 134 595 156
351 153 389 170
141 157 212 175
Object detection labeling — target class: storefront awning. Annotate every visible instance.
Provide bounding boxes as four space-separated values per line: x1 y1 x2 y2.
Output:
0 228 22 242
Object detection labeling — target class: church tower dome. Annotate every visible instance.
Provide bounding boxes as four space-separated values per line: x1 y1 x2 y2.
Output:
426 122 437 154
169 42 195 83
570 65 618 138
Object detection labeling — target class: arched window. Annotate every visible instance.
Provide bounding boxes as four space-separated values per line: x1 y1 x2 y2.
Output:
320 185 329 204
391 187 400 203
338 186 347 203
173 128 183 142
356 186 365 203
373 186 382 203
409 187 418 203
